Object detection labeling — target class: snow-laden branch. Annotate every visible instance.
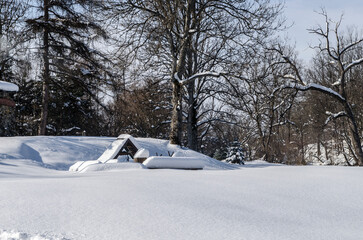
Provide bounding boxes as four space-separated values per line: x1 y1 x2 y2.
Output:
332 80 341 86
0 80 19 92
324 111 347 125
272 119 296 127
283 74 297 80
279 83 346 102
174 71 225 86
340 38 363 55
345 57 363 71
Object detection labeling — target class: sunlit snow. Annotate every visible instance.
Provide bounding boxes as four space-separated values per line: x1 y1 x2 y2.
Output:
0 136 362 240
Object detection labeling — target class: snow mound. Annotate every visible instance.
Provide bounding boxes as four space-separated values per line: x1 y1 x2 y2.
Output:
0 80 19 92
136 139 236 170
70 136 234 172
0 142 42 163
0 136 234 172
68 160 100 173
143 156 205 169
0 136 113 170
82 162 146 172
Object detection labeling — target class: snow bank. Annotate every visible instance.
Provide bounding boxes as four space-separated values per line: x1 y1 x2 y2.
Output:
69 136 234 172
0 136 113 170
0 80 19 92
0 142 42 163
136 139 235 170
1 137 363 239
83 162 146 172
143 156 205 169
69 160 100 173
1 162 363 240
0 136 233 173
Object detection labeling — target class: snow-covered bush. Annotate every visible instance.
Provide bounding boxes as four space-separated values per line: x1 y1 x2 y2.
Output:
223 141 245 165
213 148 227 160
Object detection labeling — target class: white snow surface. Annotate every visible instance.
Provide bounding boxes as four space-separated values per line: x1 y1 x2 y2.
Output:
1 136 363 240
0 80 19 92
143 156 205 169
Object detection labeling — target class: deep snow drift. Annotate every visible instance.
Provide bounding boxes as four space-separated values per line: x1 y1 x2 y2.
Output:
69 135 234 172
1 136 363 240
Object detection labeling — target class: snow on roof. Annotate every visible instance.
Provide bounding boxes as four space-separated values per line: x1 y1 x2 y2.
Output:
97 134 141 163
134 148 150 159
117 134 141 149
0 80 19 92
97 138 129 163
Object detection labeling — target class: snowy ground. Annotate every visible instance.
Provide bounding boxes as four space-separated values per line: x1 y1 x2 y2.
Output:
1 136 363 240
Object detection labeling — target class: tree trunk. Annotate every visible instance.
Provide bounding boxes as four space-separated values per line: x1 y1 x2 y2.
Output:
345 105 363 165
38 0 50 135
169 0 196 146
187 81 198 150
300 130 306 165
317 133 321 158
170 80 183 145
186 39 198 150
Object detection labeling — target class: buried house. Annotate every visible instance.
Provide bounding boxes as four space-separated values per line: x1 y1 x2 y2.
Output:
69 134 232 172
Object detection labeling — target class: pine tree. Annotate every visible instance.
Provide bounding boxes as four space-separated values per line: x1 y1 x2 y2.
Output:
224 141 245 165
14 61 42 135
0 0 28 136
26 0 108 135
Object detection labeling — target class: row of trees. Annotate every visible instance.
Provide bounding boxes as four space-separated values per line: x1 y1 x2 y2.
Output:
1 0 363 165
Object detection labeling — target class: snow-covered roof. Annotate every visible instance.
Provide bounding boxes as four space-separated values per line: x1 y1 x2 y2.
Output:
117 134 141 149
96 134 142 163
0 81 19 92
134 148 150 159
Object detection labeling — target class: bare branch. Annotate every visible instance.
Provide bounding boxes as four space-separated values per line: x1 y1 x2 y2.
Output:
324 111 347 126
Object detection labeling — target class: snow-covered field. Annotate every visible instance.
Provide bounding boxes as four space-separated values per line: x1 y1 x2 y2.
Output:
1 136 363 240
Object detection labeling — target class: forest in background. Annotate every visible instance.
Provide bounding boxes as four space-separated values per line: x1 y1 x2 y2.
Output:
1 0 363 165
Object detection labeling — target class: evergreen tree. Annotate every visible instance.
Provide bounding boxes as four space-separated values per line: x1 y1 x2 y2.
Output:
47 65 103 135
13 61 42 135
26 0 108 135
0 0 28 136
213 148 227 161
224 141 245 165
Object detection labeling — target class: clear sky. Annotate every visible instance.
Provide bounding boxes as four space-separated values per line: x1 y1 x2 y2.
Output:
281 0 363 62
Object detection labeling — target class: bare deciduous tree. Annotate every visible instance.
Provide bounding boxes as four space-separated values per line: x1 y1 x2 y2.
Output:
275 10 363 165
102 0 284 147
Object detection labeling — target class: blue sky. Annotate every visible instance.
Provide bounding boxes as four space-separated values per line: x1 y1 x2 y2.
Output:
281 0 363 62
